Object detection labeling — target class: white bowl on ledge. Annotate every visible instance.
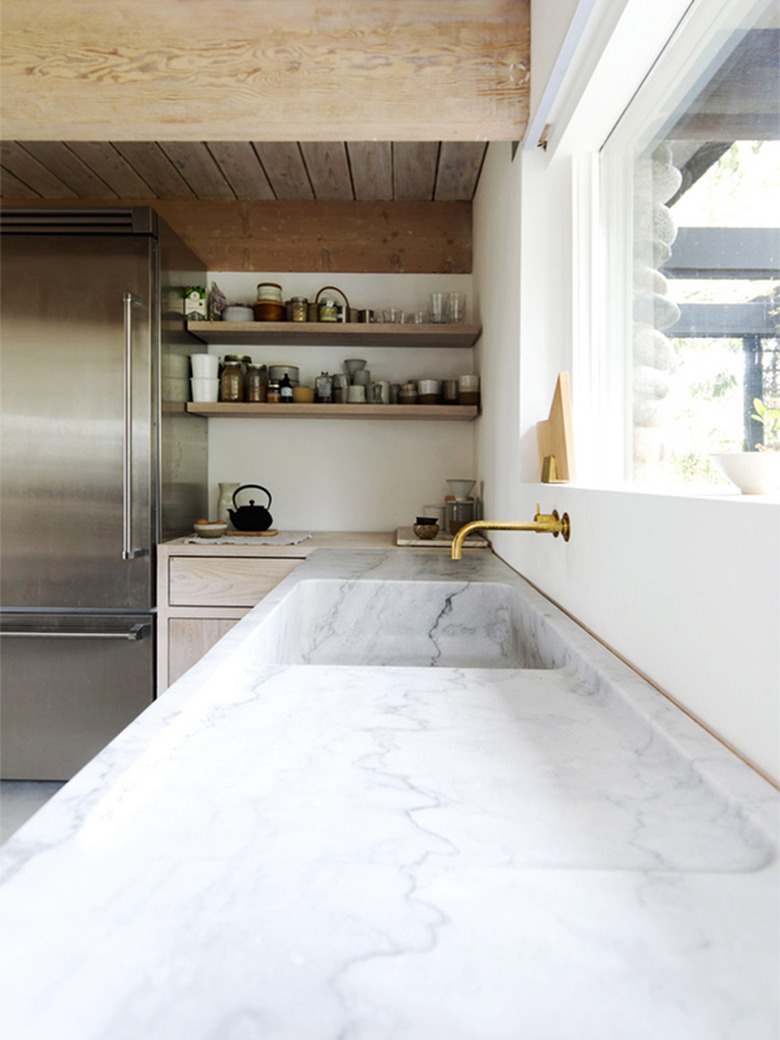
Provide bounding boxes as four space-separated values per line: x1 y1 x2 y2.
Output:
710 452 780 495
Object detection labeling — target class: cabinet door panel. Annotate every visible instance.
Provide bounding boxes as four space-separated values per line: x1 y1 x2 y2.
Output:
169 557 300 607
167 617 239 686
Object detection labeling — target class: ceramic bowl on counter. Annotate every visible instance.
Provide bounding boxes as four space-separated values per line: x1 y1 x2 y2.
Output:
193 520 228 538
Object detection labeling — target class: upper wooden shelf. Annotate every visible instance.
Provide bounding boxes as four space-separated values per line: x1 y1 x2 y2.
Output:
186 402 478 421
186 321 481 348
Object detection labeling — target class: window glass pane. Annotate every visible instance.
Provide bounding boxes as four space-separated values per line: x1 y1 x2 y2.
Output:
606 2 779 487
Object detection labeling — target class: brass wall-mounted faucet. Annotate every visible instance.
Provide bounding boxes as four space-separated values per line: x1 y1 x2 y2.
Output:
451 505 571 559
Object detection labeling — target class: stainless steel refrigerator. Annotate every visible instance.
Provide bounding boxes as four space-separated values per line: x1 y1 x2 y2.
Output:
0 207 208 780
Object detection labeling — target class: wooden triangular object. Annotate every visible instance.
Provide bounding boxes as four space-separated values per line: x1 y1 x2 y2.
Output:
536 372 575 482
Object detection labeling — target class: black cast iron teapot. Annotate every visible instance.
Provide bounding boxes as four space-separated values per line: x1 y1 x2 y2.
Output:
228 484 273 531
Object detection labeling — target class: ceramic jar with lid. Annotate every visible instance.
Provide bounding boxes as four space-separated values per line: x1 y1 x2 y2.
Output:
398 381 418 405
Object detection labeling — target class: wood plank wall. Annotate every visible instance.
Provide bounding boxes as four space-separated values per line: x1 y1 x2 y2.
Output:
0 199 472 273
1 1 530 141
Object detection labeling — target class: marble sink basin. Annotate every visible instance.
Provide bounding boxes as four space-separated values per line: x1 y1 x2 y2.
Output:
253 579 563 668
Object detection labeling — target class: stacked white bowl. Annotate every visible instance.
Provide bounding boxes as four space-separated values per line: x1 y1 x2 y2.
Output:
190 353 219 401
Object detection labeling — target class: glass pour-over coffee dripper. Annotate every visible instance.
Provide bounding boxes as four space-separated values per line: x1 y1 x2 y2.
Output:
446 479 476 534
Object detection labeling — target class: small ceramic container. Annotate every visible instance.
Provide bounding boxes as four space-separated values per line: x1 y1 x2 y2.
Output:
190 353 219 378
193 520 228 538
221 305 254 322
190 378 219 402
413 522 439 539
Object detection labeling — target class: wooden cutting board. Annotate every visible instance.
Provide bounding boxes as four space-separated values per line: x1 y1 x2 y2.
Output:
536 372 575 482
226 529 278 536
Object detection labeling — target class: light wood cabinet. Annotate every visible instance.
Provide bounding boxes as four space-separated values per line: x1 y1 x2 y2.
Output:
167 618 239 686
158 550 305 690
156 532 393 692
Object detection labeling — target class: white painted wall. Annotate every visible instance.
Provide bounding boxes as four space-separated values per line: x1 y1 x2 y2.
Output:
202 273 475 530
472 88 779 783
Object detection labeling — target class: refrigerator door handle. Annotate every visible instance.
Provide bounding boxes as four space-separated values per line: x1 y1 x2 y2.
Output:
123 292 147 561
0 622 150 641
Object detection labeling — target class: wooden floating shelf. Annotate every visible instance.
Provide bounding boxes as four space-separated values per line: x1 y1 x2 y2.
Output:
186 403 479 421
186 321 481 348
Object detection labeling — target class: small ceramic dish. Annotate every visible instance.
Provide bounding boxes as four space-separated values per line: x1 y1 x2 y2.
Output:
413 522 439 540
193 520 228 538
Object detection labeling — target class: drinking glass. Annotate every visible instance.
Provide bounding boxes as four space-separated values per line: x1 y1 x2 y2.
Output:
448 292 467 323
429 292 449 323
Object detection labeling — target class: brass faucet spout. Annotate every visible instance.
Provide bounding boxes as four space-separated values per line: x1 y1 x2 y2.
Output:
450 506 571 559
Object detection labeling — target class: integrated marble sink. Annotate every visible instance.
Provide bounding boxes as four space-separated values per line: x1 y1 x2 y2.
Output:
1 548 777 1040
252 579 561 668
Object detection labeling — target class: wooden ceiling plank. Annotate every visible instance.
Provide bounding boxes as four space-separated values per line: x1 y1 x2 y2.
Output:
66 142 157 197
0 167 41 197
19 141 116 197
299 142 352 201
0 142 77 197
434 142 488 201
392 142 439 200
112 142 195 198
253 143 313 200
347 142 393 201
0 1 530 141
205 142 275 200
158 142 236 199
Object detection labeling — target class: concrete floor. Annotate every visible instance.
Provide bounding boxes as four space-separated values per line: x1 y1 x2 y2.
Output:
0 782 65 843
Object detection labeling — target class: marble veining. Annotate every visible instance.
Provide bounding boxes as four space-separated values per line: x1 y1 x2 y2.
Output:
0 548 777 1040
252 579 561 668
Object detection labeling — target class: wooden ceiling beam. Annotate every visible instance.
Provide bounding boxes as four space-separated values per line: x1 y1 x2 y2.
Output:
1 0 530 142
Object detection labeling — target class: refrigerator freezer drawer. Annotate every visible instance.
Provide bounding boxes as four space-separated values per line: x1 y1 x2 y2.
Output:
0 613 155 781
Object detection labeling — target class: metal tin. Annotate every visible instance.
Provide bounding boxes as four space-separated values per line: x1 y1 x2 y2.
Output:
291 297 308 322
319 298 338 322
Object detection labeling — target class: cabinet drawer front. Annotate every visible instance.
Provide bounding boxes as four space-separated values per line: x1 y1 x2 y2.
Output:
169 557 300 607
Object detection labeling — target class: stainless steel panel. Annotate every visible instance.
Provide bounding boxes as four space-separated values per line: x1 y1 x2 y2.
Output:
0 613 155 780
157 216 208 540
0 234 155 610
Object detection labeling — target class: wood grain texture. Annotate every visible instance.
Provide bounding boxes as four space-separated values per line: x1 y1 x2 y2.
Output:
205 142 275 199
0 197 472 272
159 142 236 199
254 143 313 199
65 142 158 198
435 142 487 201
348 142 393 200
17 141 116 197
169 557 300 606
0 166 40 197
0 142 76 197
393 142 439 200
112 143 195 198
300 142 352 200
1 1 530 140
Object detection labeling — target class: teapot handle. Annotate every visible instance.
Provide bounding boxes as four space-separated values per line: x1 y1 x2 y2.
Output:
232 484 273 508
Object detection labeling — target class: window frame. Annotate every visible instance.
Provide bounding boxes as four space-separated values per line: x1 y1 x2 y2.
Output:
559 0 776 487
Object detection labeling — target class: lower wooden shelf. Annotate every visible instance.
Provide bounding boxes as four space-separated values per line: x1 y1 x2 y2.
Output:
186 402 479 421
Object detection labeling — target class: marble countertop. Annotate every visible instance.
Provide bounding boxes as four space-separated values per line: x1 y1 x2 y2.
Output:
1 548 777 1039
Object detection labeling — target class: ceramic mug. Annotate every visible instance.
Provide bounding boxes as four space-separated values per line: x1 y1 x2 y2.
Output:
370 380 390 404
347 384 366 403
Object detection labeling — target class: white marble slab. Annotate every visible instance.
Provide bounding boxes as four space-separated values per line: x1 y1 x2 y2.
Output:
0 548 777 1040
